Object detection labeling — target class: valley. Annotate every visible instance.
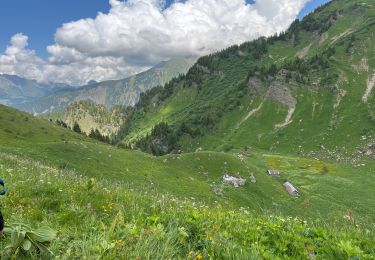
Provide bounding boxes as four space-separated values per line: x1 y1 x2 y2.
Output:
0 102 374 258
0 0 374 258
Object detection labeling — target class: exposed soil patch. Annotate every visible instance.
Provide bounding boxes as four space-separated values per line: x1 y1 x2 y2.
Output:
365 141 375 158
352 58 369 73
331 28 354 45
334 88 347 109
248 77 267 96
243 76 297 129
266 80 296 108
237 102 263 128
312 101 318 119
319 32 329 45
275 106 296 129
297 44 312 58
266 80 296 129
362 73 375 102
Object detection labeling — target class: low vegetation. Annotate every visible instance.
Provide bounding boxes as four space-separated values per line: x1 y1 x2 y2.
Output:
0 153 374 259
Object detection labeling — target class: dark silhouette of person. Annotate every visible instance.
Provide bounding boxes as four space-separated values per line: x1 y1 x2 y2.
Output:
0 209 3 239
0 178 5 239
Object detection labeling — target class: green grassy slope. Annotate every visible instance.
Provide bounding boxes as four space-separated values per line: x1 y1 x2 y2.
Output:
0 104 279 210
0 104 85 146
1 152 373 258
119 0 375 163
1 104 374 225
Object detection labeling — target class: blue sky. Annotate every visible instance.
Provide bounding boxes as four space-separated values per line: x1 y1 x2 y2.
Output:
0 0 110 58
0 0 332 84
0 0 329 58
298 0 331 18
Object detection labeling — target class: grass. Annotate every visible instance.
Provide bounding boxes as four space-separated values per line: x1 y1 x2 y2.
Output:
1 152 374 259
3 132 375 225
1 104 375 225
0 104 85 146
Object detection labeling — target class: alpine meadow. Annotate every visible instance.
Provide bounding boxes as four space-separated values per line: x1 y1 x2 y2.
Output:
0 0 374 259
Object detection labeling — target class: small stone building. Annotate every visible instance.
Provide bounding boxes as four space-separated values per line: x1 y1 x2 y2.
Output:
267 170 280 177
283 182 300 197
250 175 257 183
222 174 246 187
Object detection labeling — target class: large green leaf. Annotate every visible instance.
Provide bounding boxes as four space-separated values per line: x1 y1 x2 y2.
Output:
10 227 26 250
21 239 32 251
28 226 57 243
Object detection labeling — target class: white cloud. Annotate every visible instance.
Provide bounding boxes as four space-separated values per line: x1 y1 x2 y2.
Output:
0 33 147 85
0 33 45 81
0 0 309 85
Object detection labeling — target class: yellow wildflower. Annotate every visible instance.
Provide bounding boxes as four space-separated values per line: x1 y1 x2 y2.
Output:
196 253 203 260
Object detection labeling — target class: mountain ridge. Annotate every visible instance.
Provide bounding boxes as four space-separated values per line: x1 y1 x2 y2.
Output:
116 0 374 162
14 57 196 114
0 74 73 106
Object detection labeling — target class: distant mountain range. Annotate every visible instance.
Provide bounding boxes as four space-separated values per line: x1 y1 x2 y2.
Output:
0 74 72 106
13 58 196 114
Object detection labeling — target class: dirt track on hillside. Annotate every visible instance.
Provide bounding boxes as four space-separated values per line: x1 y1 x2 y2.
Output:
363 73 375 102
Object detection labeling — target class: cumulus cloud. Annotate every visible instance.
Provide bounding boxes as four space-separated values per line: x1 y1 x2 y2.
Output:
0 33 45 81
0 0 309 85
0 33 146 85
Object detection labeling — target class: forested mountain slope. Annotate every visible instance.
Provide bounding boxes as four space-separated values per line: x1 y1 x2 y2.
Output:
46 100 126 138
119 0 374 163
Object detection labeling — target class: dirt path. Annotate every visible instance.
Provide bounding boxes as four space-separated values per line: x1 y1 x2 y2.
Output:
297 44 312 58
334 89 347 109
237 102 263 128
331 28 354 45
275 105 296 129
362 73 375 103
